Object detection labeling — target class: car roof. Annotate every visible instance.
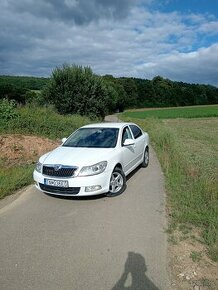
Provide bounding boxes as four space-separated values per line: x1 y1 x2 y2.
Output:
82 122 134 129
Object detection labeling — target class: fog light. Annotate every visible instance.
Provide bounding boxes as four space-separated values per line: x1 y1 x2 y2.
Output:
85 185 102 192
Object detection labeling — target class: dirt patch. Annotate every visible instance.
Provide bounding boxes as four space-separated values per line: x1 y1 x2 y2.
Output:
169 229 218 290
0 134 60 166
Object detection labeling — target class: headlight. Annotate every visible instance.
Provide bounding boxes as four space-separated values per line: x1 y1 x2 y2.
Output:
35 161 42 173
78 161 107 177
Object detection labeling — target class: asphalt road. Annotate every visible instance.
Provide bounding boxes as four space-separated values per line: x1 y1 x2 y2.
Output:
0 122 170 290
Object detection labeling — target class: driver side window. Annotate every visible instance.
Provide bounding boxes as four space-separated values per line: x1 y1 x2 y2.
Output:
122 127 133 145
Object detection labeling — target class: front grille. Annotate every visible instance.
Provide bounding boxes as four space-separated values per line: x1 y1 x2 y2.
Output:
43 165 77 177
39 183 80 195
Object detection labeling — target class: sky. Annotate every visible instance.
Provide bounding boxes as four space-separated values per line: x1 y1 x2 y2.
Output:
1 0 218 86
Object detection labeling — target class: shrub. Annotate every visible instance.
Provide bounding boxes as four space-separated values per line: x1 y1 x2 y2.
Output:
43 64 114 119
0 98 18 120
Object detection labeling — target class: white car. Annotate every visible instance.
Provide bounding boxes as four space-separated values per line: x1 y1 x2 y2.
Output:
33 122 149 197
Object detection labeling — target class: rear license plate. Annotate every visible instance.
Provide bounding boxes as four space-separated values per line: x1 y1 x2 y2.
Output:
44 179 69 188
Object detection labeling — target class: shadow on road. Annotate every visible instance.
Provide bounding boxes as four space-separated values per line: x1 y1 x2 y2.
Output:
126 165 142 182
112 252 159 290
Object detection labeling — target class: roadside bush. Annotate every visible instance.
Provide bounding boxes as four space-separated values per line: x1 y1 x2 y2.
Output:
43 64 114 119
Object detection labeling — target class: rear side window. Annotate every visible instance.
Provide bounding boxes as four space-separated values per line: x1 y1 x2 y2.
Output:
130 125 142 139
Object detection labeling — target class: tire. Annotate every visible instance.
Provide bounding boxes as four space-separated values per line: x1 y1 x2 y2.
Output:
141 147 149 168
106 167 126 197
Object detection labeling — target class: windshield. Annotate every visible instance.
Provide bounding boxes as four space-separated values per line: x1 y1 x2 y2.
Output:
63 128 119 148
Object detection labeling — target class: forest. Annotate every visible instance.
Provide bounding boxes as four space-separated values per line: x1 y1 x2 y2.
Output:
104 75 218 110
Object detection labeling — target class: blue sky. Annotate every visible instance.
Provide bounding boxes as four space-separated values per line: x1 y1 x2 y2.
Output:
156 0 218 17
1 0 218 86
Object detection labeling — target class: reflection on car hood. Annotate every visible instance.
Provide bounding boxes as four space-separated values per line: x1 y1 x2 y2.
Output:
42 146 115 166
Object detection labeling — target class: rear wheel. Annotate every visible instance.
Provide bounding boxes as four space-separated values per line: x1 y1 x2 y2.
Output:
141 147 149 168
106 167 126 197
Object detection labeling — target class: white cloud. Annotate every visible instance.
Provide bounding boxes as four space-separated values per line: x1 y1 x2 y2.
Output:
0 0 217 86
136 44 218 85
64 0 78 9
199 21 218 33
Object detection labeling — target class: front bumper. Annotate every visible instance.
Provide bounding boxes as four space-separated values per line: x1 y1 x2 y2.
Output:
33 170 111 196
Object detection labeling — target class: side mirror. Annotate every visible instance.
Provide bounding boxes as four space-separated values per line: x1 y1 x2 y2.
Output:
62 137 67 144
123 139 135 146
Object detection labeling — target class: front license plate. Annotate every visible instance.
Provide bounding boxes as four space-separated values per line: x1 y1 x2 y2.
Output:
45 179 69 188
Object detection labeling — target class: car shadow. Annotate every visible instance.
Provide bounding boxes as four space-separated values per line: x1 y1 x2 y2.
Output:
111 252 159 290
126 165 142 182
43 191 105 201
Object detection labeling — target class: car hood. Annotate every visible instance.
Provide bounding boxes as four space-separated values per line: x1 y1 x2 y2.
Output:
40 146 115 167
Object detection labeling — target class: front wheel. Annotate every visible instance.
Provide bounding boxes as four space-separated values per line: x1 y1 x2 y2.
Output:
141 147 149 168
106 167 126 197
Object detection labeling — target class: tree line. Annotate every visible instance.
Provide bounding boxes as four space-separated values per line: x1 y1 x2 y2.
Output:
105 75 218 110
0 65 217 118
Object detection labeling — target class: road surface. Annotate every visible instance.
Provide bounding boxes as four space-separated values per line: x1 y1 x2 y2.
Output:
0 118 170 290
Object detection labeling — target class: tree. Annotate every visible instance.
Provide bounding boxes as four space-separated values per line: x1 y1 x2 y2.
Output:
102 75 127 112
0 83 27 104
119 78 138 108
133 78 156 107
43 64 114 118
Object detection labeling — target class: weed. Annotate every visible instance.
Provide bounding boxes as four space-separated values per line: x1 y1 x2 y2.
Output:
199 278 215 289
179 235 189 241
190 251 202 262
207 246 218 262
179 224 193 236
0 98 18 120
165 222 177 234
168 235 178 245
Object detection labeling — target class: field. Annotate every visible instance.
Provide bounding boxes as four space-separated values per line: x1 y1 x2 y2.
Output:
122 104 218 119
121 107 218 263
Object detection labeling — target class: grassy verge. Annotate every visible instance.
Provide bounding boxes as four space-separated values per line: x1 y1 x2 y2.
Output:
0 105 92 199
121 114 218 261
122 104 218 119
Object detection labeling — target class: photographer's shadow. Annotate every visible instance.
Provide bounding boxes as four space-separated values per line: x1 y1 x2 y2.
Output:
112 252 159 290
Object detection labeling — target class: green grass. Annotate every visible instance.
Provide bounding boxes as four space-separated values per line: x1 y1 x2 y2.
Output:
121 114 218 261
0 105 92 139
122 105 218 119
0 165 35 199
0 105 92 199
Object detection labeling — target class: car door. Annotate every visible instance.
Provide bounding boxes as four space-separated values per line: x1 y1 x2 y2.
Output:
121 126 136 174
129 124 145 165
